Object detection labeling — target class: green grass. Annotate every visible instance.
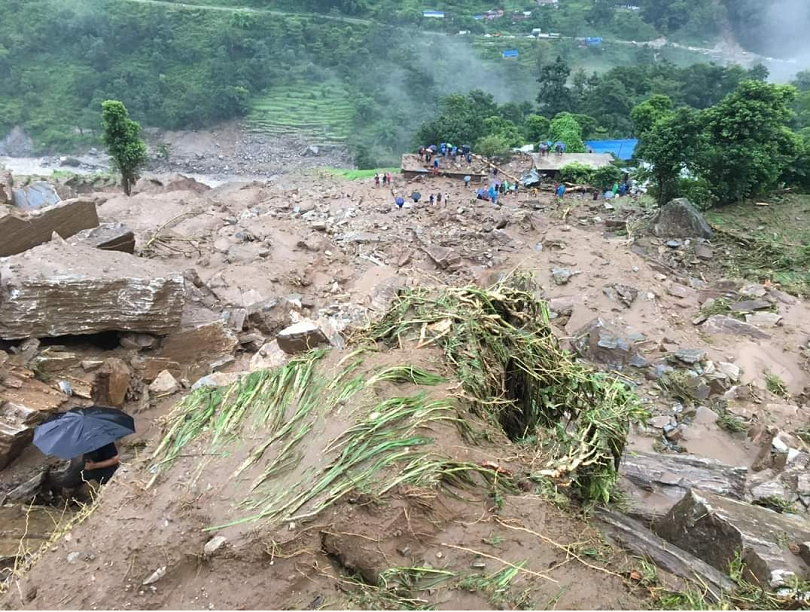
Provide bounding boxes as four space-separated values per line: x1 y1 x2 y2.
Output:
322 167 401 180
245 81 356 144
764 370 790 398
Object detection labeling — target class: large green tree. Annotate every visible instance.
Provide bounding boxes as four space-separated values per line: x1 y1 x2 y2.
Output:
549 112 585 153
101 100 148 196
537 56 573 118
630 94 674 137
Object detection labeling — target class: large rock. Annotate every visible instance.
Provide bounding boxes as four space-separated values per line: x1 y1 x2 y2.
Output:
0 241 185 339
157 322 238 381
249 340 290 371
0 171 12 206
149 370 180 396
0 197 99 257
703 315 770 340
655 489 810 585
652 199 713 239
92 358 131 407
621 451 747 502
425 245 462 271
12 181 61 210
572 318 647 369
67 222 136 254
276 321 329 354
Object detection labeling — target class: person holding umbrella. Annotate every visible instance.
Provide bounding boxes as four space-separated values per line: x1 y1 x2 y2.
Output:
34 406 135 488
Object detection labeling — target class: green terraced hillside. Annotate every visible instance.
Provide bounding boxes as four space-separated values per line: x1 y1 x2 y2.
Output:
245 83 356 145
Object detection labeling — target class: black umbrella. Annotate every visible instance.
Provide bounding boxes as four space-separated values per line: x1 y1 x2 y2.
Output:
34 406 135 459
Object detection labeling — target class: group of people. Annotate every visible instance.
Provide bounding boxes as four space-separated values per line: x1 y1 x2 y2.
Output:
418 143 474 165
393 191 449 209
538 141 567 156
374 172 394 187
476 177 519 206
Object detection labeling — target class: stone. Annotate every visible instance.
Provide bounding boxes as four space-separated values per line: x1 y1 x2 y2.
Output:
651 199 713 239
597 510 736 600
602 284 638 307
717 362 741 382
12 181 61 211
369 276 406 313
142 566 167 585
749 480 791 502
247 299 292 336
673 349 707 365
649 416 672 428
425 245 462 271
572 318 646 370
745 312 783 328
119 333 159 351
695 243 713 259
729 299 772 313
551 268 572 285
238 332 265 352
664 424 683 441
225 308 248 331
693 405 720 425
703 315 770 340
32 351 80 374
666 282 693 299
149 370 180 396
768 288 798 306
67 551 81 564
92 358 131 408
547 296 574 318
138 357 182 383
655 489 810 585
0 469 47 504
204 536 227 556
739 284 768 299
191 372 244 390
0 197 99 257
0 241 185 340
157 322 239 381
249 341 289 371
0 171 12 205
276 321 328 355
67 222 136 254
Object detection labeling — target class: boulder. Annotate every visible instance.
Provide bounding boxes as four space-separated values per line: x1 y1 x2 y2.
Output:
248 298 293 336
67 222 136 254
137 357 182 383
149 370 180 396
702 315 770 340
0 197 99 257
572 318 647 369
12 181 61 211
597 510 736 600
602 284 638 307
651 199 713 239
0 241 185 340
276 321 329 354
425 245 462 271
92 358 131 408
655 489 810 585
369 276 406 313
0 171 12 205
249 341 289 371
729 299 772 313
673 349 707 365
745 312 783 328
157 322 238 381
621 451 747 502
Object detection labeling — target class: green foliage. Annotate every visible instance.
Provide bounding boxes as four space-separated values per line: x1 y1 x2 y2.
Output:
559 162 594 185
101 100 148 196
524 114 550 143
630 94 674 136
537 56 573 118
764 370 790 398
549 112 585 153
475 133 513 160
415 90 498 149
590 165 622 191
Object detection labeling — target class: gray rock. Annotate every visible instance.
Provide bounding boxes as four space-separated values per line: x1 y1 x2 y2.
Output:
652 199 714 239
666 283 693 299
729 299 772 313
572 318 647 370
204 535 227 556
276 321 329 354
67 551 81 564
119 333 159 351
750 480 791 503
425 245 462 271
745 312 783 328
703 315 770 340
739 284 768 299
67 222 136 254
655 489 810 585
717 362 741 382
649 416 672 428
693 405 720 425
673 349 707 365
695 243 713 259
249 340 289 371
666 239 683 248
603 284 638 307
149 370 180 396
12 181 61 211
551 268 572 285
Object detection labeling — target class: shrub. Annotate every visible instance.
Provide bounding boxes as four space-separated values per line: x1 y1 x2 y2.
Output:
559 162 594 185
590 165 623 191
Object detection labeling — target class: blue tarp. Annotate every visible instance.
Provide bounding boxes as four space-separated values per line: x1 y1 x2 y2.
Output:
585 139 638 161
502 49 519 59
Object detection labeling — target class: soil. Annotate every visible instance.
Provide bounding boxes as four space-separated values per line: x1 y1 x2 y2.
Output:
1 156 810 609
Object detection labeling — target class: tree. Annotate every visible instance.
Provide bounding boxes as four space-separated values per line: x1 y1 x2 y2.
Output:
475 133 512 160
537 56 573 118
591 165 623 191
699 81 800 204
587 0 615 26
630 94 674 136
635 107 704 206
525 114 550 143
549 112 585 153
101 100 148 196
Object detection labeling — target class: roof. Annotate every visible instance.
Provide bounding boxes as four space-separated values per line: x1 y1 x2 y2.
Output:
585 139 638 160
530 153 615 172
400 154 486 178
502 49 519 58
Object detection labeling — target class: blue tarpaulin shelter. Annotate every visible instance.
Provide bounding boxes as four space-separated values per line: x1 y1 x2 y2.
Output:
585 139 638 160
423 10 445 18
502 49 519 59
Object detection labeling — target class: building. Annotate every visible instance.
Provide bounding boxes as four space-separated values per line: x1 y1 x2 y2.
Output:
530 152 615 177
502 49 519 59
422 10 445 18
400 154 486 183
585 139 638 160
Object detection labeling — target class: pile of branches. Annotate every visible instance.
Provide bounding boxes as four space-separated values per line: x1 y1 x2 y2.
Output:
366 276 646 503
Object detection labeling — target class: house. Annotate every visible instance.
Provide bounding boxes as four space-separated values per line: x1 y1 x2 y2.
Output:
422 10 445 18
585 139 638 160
530 153 614 177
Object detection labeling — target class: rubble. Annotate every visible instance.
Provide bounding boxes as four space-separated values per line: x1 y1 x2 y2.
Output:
276 321 329 354
11 181 61 210
745 312 783 328
651 198 714 239
425 245 462 271
0 197 99 257
67 222 136 254
572 318 647 369
655 489 810 584
249 341 289 371
92 358 131 408
149 370 180 396
157 322 238 381
0 241 185 339
602 284 638 307
702 315 770 340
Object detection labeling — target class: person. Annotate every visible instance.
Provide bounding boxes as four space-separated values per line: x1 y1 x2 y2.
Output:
83 442 120 485
539 142 548 156
612 182 619 196
432 159 439 176
466 152 472 164
489 184 498 205
444 194 449 206
556 183 566 200
592 188 599 201
464 175 471 188
451 145 458 159
411 192 421 202
618 182 627 197
387 172 393 186
437 192 442 205
429 193 435 205
395 196 405 209
418 146 425 161
374 173 380 188
426 149 433 163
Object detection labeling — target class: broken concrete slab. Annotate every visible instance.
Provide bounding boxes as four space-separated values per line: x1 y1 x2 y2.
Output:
597 510 736 600
0 197 99 257
67 222 136 254
702 315 770 340
12 181 61 210
651 198 713 239
277 321 329 355
655 489 810 585
0 241 185 340
572 318 647 370
157 322 238 381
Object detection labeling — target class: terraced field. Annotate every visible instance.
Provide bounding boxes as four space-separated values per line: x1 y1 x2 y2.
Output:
244 83 356 144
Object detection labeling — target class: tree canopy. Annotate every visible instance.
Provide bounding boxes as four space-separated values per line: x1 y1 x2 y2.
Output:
101 100 148 196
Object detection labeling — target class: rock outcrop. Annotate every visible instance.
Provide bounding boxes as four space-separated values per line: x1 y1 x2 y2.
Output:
0 197 99 257
157 322 238 380
651 198 714 239
0 241 185 340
